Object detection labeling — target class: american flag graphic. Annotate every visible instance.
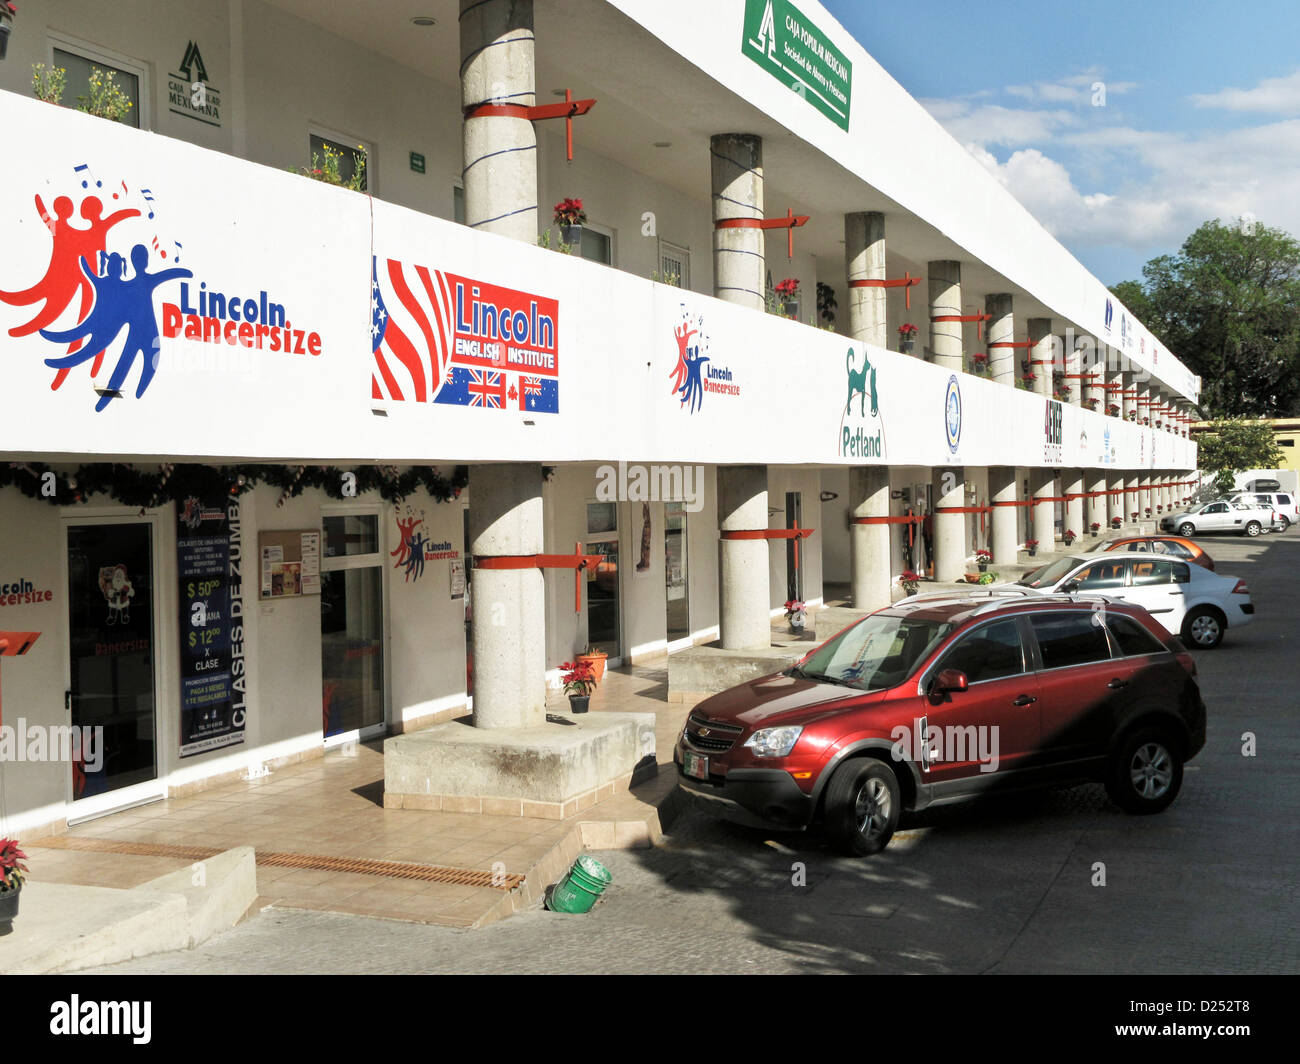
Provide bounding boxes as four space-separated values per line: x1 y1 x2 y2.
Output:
371 256 451 403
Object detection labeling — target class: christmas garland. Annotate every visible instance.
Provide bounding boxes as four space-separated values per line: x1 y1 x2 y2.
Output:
0 462 468 511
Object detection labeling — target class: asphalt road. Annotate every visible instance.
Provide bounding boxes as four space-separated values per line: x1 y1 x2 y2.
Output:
91 533 1300 974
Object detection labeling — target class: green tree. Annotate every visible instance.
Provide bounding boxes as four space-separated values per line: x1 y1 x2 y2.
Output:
1196 418 1285 493
1110 219 1300 418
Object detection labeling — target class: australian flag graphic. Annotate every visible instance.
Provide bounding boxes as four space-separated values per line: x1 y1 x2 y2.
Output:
434 366 559 413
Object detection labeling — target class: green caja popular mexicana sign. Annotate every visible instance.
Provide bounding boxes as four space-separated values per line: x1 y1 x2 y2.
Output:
742 0 852 131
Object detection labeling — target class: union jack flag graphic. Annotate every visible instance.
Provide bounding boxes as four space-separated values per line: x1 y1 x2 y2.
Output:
371 256 451 403
467 368 506 408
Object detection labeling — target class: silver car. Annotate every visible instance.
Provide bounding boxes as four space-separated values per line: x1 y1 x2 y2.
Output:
1160 500 1275 538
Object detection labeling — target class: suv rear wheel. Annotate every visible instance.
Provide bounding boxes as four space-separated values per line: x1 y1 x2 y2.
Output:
1277 515 1290 532
824 759 900 857
1105 727 1184 814
1244 520 1262 537
1178 522 1195 537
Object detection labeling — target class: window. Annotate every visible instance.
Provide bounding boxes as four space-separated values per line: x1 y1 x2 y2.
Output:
1105 615 1166 657
1205 503 1228 514
1278 494 1293 505
1130 558 1177 586
934 619 1026 684
658 240 690 288
1073 560 1127 589
51 39 145 129
323 514 379 558
578 224 612 265
308 129 370 191
1030 613 1112 670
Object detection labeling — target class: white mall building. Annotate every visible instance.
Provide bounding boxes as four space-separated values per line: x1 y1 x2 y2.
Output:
0 0 1198 835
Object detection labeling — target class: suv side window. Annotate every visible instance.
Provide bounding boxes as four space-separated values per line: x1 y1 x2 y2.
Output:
1073 559 1126 589
933 618 1026 684
1206 503 1227 514
1278 494 1292 506
1161 540 1192 558
1029 612 1112 670
1105 614 1167 657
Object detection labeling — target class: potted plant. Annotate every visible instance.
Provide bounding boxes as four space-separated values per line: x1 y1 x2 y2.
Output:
1083 397 1099 411
1111 516 1122 529
77 66 135 123
31 63 66 105
576 644 607 683
560 661 597 714
1024 538 1039 557
898 322 918 355
1019 373 1037 390
1145 507 1152 518
975 548 992 572
977 572 997 586
1131 511 1139 521
963 572 981 583
1063 529 1077 547
972 351 987 374
776 277 801 318
1090 521 1101 537
899 569 921 596
553 197 586 246
0 838 28 935
784 598 807 631
1107 403 1120 417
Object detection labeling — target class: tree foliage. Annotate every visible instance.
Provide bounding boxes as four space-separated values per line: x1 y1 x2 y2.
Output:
1111 219 1300 417
1196 418 1286 493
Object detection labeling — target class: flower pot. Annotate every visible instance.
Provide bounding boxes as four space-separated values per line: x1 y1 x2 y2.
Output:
964 573 980 584
787 611 806 631
568 694 590 714
0 884 20 935
899 338 915 355
576 652 606 683
559 223 583 247
1027 548 1037 557
977 561 988 572
782 300 799 319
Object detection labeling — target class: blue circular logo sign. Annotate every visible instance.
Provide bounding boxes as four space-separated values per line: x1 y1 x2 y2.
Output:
944 375 962 454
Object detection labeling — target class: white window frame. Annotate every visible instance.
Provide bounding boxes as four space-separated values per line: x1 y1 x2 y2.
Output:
658 239 691 289
47 30 152 130
579 221 615 266
307 124 376 195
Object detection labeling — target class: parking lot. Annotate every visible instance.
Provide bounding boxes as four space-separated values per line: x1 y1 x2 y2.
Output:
93 532 1299 975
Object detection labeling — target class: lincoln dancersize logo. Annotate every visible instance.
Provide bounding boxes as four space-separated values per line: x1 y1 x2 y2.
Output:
669 304 738 414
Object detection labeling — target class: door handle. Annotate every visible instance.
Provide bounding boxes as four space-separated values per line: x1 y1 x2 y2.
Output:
1012 694 1037 706
1107 678 1128 689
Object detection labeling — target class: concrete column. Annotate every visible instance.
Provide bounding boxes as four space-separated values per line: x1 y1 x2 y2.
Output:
1063 336 1081 406
1080 341 1102 411
1108 472 1125 527
1139 474 1152 520
849 466 891 610
468 463 546 730
711 133 765 311
460 0 538 243
927 260 962 372
989 466 1019 566
985 294 1015 386
1028 319 1054 398
845 212 886 348
1125 472 1140 524
1063 469 1085 542
1106 363 1124 419
718 465 770 650
1122 371 1137 422
931 466 965 582
1087 470 1107 535
1029 467 1056 546
1138 381 1151 426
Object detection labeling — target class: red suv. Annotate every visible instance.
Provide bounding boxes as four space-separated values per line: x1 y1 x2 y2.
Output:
676 593 1206 856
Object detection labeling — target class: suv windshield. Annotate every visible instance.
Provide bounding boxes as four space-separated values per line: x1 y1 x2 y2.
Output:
1017 557 1078 589
792 614 955 692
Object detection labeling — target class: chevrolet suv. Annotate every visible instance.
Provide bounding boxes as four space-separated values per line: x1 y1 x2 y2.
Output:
676 593 1206 856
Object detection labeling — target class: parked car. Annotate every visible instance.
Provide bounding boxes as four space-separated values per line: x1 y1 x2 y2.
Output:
1159 500 1276 537
1094 535 1215 570
1015 550 1253 648
676 593 1206 855
1226 491 1298 530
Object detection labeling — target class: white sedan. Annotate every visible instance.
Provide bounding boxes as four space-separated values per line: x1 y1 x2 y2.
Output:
1012 550 1255 649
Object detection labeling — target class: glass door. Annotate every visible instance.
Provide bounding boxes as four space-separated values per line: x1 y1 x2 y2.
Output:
785 491 803 603
585 502 620 659
66 521 162 817
320 514 386 743
665 502 690 648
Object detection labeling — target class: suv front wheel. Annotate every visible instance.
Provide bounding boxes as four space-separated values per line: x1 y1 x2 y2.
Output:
1178 522 1195 537
824 759 901 856
1105 727 1184 814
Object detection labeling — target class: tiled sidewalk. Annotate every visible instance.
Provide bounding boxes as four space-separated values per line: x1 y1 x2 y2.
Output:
28 661 691 929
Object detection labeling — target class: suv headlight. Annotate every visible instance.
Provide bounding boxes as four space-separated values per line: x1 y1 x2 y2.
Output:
743 725 803 758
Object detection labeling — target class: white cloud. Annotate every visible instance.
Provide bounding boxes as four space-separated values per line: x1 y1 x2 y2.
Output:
1005 74 1138 106
918 98 1079 147
1191 69 1300 114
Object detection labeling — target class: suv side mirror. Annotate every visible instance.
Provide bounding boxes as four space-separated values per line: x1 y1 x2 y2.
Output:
930 669 968 704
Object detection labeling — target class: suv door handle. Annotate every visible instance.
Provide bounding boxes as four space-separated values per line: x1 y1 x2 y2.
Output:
1107 678 1128 689
1012 694 1037 706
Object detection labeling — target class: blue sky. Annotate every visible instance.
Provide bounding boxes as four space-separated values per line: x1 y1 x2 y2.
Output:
823 0 1300 285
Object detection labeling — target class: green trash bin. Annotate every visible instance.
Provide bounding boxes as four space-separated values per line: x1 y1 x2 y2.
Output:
546 855 612 914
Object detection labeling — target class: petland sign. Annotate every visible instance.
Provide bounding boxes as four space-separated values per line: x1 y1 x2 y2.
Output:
742 0 852 131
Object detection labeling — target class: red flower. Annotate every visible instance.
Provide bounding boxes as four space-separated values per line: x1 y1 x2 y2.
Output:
898 322 918 336
775 278 800 298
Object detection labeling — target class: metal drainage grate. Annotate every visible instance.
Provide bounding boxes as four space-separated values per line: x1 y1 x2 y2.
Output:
31 836 525 891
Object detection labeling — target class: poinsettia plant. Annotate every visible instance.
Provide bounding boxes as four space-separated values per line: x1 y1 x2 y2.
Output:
1107 403 1121 416
975 548 992 562
0 839 28 892
1024 539 1039 549
899 569 921 593
1111 516 1123 528
553 197 586 226
1063 529 1078 545
784 599 806 620
898 322 918 337
559 660 597 697
775 278 800 300
1091 521 1101 532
